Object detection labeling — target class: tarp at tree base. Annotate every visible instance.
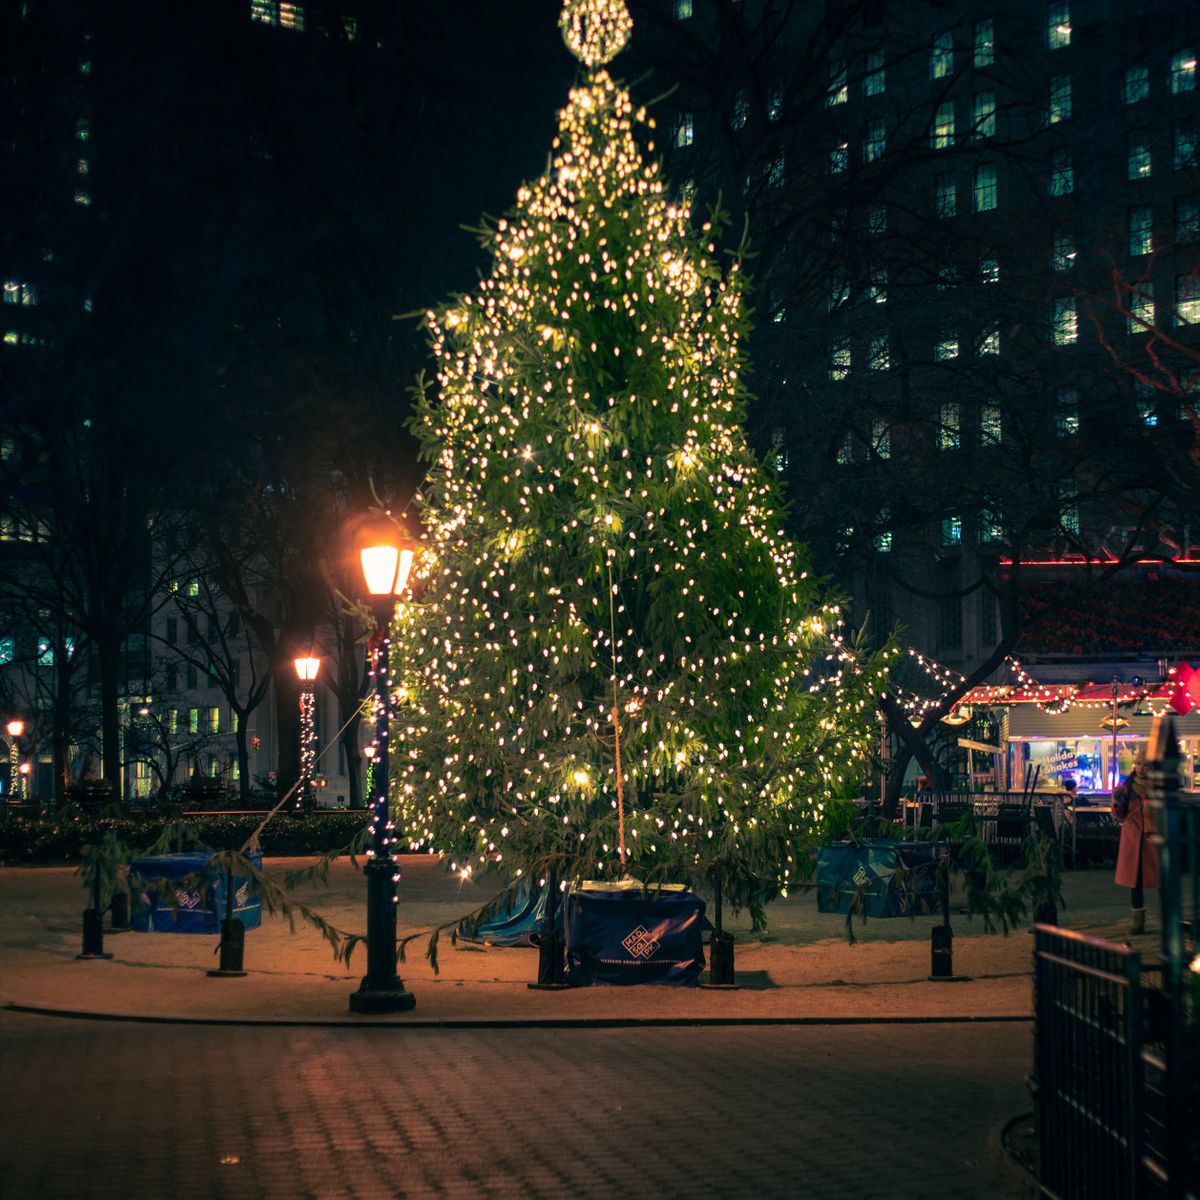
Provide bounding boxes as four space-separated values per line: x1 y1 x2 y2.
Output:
565 880 707 986
129 851 263 933
816 839 940 918
457 875 562 947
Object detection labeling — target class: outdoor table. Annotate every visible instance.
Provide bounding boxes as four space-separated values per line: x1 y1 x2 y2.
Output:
1063 804 1116 867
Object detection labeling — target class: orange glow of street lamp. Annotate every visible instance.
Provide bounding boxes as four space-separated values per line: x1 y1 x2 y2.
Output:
5 719 24 739
293 655 322 683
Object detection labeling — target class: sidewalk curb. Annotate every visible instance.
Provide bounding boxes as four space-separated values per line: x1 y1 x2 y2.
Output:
5 1000 1034 1031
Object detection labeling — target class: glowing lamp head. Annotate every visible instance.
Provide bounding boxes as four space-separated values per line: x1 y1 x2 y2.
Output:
293 655 321 683
360 544 415 597
5 719 23 738
18 762 30 776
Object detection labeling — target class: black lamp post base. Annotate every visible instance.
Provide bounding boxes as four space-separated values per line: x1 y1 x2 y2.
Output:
78 908 112 959
76 951 113 960
349 980 417 1014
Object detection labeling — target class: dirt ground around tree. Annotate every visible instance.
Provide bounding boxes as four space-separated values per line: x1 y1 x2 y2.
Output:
0 854 1155 1024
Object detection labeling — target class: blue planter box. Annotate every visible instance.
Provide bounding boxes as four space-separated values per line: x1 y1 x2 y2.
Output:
129 852 263 933
816 839 940 918
565 882 706 987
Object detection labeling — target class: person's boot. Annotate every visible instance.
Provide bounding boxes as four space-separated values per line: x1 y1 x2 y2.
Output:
1129 908 1146 935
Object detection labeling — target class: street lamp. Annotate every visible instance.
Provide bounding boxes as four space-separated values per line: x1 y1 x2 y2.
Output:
293 654 321 815
5 719 24 815
349 517 418 1014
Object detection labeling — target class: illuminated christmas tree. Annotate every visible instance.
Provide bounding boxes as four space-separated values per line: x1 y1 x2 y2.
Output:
396 0 888 918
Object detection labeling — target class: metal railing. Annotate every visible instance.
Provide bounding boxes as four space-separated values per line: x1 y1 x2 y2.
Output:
1033 925 1150 1200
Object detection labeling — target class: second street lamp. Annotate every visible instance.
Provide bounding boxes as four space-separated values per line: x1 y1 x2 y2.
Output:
293 654 321 815
5 719 23 820
349 519 418 1015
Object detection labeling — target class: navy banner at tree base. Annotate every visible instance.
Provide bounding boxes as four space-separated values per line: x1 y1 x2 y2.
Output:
816 839 939 918
565 881 706 986
130 852 263 933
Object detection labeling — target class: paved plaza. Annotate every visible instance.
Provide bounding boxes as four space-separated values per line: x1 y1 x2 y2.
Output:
0 1011 1032 1199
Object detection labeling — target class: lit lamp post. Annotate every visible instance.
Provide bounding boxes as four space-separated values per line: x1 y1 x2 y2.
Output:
5 719 23 820
293 654 321 815
350 521 418 1014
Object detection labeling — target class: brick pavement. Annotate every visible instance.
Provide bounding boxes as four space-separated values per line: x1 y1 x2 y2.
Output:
0 1011 1032 1198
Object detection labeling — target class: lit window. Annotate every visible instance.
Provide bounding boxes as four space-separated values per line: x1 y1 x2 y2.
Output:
250 0 276 23
942 516 963 546
1056 387 1079 435
1128 282 1154 333
1051 229 1075 270
935 332 959 362
76 158 88 176
939 403 961 450
1049 149 1073 195
980 256 1000 283
1174 122 1196 170
973 163 997 212
188 707 200 735
768 85 783 123
1128 134 1151 179
1057 485 1080 536
1135 380 1157 425
79 60 91 75
872 419 891 459
769 280 786 323
279 2 304 31
1175 274 1200 325
1053 296 1077 344
207 706 220 734
75 118 89 141
2 281 35 305
974 18 994 68
868 205 887 233
827 269 849 312
74 191 91 207
936 265 956 290
867 266 887 303
979 501 1004 543
935 173 957 217
674 0 693 18
675 113 693 148
1048 75 1072 124
1171 50 1197 94
1124 66 1148 105
828 61 848 106
187 578 201 597
829 338 851 381
973 92 996 139
837 434 854 465
979 323 1000 355
1129 205 1153 256
931 31 953 79
864 119 886 162
37 638 53 667
1176 197 1200 243
869 334 890 371
770 428 787 474
864 50 885 96
0 636 11 665
167 709 179 735
829 142 847 174
768 153 785 186
981 403 1002 445
731 90 748 130
874 526 893 553
932 101 955 149
1047 2 1071 49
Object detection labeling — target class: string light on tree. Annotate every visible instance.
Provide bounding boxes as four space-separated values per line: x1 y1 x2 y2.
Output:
391 0 888 915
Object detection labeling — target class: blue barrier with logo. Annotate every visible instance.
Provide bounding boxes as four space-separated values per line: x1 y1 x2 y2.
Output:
816 839 940 917
565 882 706 986
457 875 565 947
130 852 263 933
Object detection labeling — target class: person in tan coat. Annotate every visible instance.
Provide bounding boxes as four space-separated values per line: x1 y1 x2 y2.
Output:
1111 749 1160 934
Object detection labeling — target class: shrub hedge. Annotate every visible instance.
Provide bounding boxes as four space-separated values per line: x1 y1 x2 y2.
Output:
0 811 373 864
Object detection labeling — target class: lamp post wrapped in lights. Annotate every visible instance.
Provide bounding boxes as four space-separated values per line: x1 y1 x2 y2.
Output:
349 518 418 1015
293 654 321 815
5 719 23 821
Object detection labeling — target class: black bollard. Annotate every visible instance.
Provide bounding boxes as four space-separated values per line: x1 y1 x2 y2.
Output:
208 866 247 977
701 872 738 989
528 864 568 989
109 891 131 931
208 918 247 977
928 852 968 981
77 867 113 959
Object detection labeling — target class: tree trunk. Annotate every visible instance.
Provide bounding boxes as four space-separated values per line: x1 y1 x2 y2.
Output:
341 721 362 808
234 720 252 806
52 659 73 809
274 661 300 800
